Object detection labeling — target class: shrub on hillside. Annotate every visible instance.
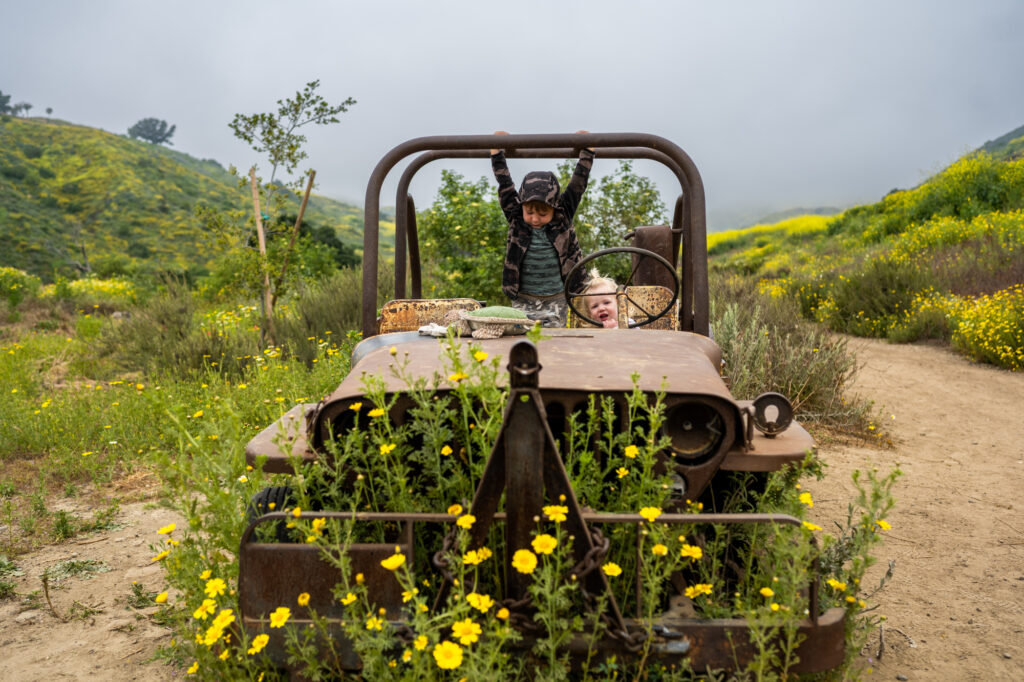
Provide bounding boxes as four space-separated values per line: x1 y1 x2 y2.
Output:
39 276 137 308
711 275 867 427
825 260 929 337
0 266 42 308
273 264 394 365
97 282 259 376
951 284 1024 371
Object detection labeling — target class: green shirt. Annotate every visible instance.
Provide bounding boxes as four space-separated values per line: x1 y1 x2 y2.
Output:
519 229 564 296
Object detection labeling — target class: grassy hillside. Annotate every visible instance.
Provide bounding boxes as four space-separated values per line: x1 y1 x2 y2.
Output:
0 117 387 282
710 145 1024 370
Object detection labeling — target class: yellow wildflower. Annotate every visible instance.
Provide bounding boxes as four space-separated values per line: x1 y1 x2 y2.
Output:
679 544 703 561
543 504 568 522
616 467 629 478
187 662 199 674
151 550 170 562
684 584 713 599
368 408 386 418
380 443 397 455
875 519 891 531
157 523 176 534
602 562 623 577
451 618 481 645
624 445 639 459
799 492 814 508
760 587 774 598
456 514 475 530
269 606 291 628
639 506 662 523
366 616 384 631
349 402 362 412
414 634 428 650
204 578 226 598
531 534 558 555
448 372 468 383
473 350 489 362
193 599 217 620
447 503 463 516
341 593 357 605
381 551 406 571
826 579 847 591
297 593 310 606
651 543 668 556
466 593 494 613
433 640 463 669
802 521 822 531
511 549 537 574
441 445 453 456
247 633 269 655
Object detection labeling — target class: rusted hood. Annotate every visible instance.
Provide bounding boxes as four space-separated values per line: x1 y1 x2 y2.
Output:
317 328 730 409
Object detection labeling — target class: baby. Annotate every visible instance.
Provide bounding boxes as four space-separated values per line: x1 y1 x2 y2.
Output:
581 269 621 328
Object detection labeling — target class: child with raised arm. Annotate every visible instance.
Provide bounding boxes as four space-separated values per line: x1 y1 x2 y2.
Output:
490 130 595 327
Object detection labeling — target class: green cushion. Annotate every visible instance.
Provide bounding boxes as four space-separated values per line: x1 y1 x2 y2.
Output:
465 305 528 319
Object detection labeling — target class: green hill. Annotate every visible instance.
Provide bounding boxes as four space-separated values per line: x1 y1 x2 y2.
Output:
0 117 385 282
709 128 1024 370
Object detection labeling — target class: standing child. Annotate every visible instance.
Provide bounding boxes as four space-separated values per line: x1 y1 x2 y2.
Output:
490 130 595 327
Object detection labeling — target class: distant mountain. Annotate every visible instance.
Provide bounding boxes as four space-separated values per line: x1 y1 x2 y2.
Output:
0 117 384 282
977 123 1024 160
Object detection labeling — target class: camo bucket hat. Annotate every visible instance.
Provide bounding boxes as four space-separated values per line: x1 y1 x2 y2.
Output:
518 171 560 208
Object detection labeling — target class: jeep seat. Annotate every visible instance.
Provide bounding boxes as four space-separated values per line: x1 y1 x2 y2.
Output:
377 298 482 334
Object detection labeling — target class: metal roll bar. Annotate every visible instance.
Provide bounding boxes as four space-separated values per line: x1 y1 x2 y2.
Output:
363 133 708 337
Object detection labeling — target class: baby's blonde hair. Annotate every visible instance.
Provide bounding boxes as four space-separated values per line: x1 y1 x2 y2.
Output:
582 267 618 295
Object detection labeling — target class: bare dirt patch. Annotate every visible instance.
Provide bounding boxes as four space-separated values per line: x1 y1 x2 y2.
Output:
1 336 1022 680
1 491 181 680
811 337 1024 680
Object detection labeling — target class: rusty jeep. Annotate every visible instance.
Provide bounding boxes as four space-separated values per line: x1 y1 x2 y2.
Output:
238 133 846 674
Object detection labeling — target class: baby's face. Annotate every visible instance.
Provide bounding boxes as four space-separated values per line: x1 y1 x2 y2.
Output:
522 202 554 228
587 288 618 328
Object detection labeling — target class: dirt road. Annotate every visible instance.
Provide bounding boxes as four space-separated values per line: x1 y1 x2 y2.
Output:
812 337 1024 680
1 337 1022 680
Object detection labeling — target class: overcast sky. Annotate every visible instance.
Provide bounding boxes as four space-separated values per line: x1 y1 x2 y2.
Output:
3 0 1023 230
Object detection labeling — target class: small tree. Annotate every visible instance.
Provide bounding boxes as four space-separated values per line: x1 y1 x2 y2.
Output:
218 80 356 344
0 91 11 114
46 107 53 117
127 118 176 145
12 102 32 117
229 79 355 198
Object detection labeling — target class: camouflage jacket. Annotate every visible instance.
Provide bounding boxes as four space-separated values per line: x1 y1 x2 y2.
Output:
492 149 596 300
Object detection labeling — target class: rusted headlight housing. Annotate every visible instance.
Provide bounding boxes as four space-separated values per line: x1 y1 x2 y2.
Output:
662 401 726 462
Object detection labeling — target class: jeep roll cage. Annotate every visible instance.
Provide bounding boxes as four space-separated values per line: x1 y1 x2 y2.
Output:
360 132 709 337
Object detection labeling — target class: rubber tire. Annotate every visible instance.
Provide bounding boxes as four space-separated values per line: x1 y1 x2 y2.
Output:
245 486 295 543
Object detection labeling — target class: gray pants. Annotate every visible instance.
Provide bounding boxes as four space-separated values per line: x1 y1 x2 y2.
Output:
511 292 568 328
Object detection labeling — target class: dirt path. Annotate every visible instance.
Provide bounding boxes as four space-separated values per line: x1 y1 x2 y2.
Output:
1 337 1022 680
812 337 1024 680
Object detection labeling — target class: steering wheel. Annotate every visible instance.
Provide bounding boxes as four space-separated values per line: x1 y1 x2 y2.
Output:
565 247 680 328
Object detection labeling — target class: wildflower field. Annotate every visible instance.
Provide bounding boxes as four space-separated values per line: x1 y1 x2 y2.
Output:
0 271 901 680
711 153 1024 371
